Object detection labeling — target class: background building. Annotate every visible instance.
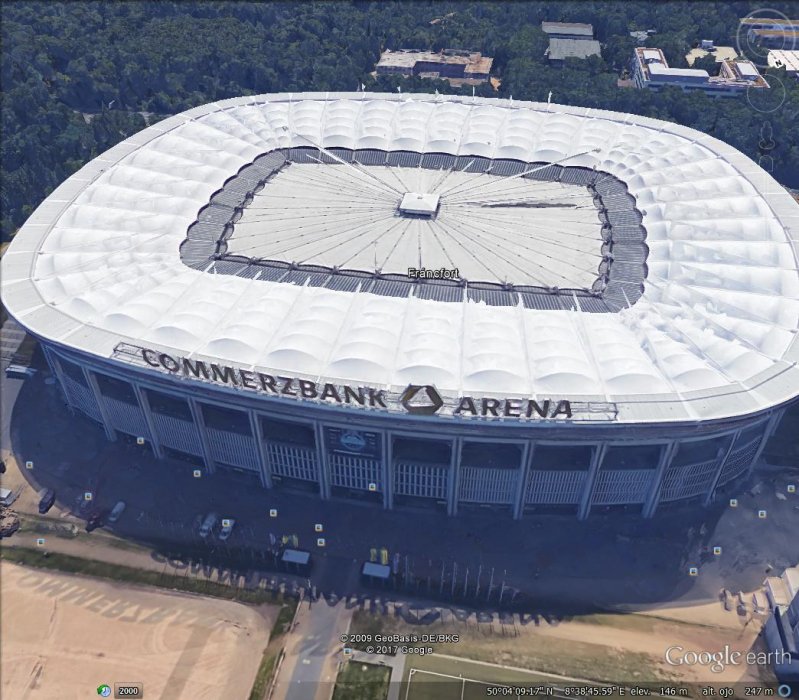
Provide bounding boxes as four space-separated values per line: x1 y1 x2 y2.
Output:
541 22 601 65
2 93 797 521
764 564 799 682
741 17 799 50
685 40 738 66
768 49 799 78
631 47 769 95
375 49 492 86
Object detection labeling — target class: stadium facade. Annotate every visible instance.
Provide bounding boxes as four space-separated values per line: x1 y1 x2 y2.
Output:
2 93 798 519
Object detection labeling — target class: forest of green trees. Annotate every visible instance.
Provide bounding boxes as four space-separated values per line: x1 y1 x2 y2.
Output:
2 1 798 241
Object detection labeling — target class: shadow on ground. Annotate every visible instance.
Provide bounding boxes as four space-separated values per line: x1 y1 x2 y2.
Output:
6 357 798 616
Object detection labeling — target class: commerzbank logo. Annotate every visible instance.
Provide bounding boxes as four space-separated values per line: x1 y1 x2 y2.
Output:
135 347 573 420
400 383 572 419
400 384 444 415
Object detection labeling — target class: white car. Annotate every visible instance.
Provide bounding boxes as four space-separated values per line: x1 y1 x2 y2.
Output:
107 501 126 523
218 518 236 541
199 512 218 538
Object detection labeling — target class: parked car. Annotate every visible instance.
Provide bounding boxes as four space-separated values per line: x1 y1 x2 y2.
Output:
218 518 236 541
75 491 93 514
85 509 107 532
107 501 126 523
198 512 218 538
38 488 56 514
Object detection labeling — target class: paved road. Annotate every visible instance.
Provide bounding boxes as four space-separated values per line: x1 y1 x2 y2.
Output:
272 596 354 700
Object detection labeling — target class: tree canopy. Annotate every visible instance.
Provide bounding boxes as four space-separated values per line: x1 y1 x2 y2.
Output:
2 1 798 241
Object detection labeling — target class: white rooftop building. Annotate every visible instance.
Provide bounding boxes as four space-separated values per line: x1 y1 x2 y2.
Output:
632 47 770 95
768 49 799 76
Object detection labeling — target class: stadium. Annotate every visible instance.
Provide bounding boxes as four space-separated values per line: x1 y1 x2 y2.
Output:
2 92 798 519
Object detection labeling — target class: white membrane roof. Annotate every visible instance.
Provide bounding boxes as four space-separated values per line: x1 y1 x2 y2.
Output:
231 164 601 287
2 93 798 424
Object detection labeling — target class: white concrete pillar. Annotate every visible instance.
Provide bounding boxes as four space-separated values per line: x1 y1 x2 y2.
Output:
745 411 782 479
188 398 215 474
314 422 331 499
248 410 272 489
512 442 534 520
132 384 163 459
82 367 116 442
46 351 74 415
382 431 393 510
703 430 740 506
642 441 677 518
577 443 607 520
447 437 462 516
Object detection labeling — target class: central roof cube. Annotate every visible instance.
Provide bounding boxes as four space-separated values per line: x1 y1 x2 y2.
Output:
399 192 440 217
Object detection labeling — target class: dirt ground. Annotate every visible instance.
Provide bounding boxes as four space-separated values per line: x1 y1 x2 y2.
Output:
1 561 275 700
351 605 776 685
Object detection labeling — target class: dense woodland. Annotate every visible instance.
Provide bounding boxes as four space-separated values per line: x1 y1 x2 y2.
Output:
2 1 799 241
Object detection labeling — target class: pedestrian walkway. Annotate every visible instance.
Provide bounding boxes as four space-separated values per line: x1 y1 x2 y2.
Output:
271 596 355 700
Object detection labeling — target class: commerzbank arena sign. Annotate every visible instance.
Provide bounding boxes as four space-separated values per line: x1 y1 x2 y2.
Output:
137 347 574 420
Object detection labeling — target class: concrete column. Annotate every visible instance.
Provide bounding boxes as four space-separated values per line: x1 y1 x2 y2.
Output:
46 352 74 415
703 430 739 506
512 442 534 520
577 443 607 521
41 346 59 386
745 411 782 479
132 384 163 459
447 437 462 516
314 422 331 499
248 410 272 489
642 441 678 519
188 398 215 474
382 431 393 510
82 368 116 442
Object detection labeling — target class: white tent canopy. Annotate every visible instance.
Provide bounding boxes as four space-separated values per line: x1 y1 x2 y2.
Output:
2 93 798 425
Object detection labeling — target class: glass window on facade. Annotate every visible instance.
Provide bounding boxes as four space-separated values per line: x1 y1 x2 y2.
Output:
673 435 729 466
461 441 522 469
601 444 662 470
260 417 315 447
735 423 766 449
201 403 251 435
533 444 593 471
94 373 138 404
393 436 451 464
59 357 88 384
144 389 193 421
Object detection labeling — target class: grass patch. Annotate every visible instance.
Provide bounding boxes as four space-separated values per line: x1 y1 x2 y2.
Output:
248 646 282 700
332 661 391 700
271 599 297 637
244 601 296 700
401 655 573 700
18 516 80 538
247 581 297 698
17 514 152 552
1 545 288 606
